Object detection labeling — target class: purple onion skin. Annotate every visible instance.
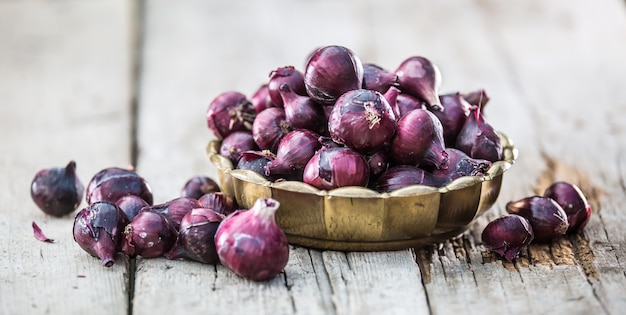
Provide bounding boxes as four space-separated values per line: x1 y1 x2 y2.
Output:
362 63 398 93
506 196 569 243
252 107 293 151
303 147 370 190
544 182 592 233
374 165 450 192
279 83 326 134
31 161 84 217
180 176 221 200
86 168 153 206
207 91 256 139
396 93 426 118
304 45 364 105
462 88 490 110
122 210 177 258
456 106 502 162
165 208 224 264
328 89 397 154
115 195 149 221
219 131 259 165
142 197 202 230
395 56 442 111
430 148 491 180
390 108 449 169
215 198 289 281
482 214 534 262
250 84 275 113
433 92 471 146
367 150 389 180
265 129 322 180
268 66 307 107
198 192 239 217
73 201 129 267
236 150 274 180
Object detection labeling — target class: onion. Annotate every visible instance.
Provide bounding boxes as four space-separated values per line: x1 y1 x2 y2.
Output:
86 167 153 206
31 160 84 217
366 150 389 180
482 214 534 262
455 105 502 162
362 63 398 93
328 89 397 154
141 197 202 230
303 147 370 190
304 45 363 105
165 207 224 264
506 196 569 243
249 84 275 113
215 198 289 281
252 107 293 151
236 150 275 180
206 91 256 139
265 129 321 180
268 66 306 107
180 176 220 200
279 83 326 134
198 192 238 217
432 92 471 146
219 131 258 165
430 148 491 180
390 108 449 169
462 88 490 110
395 56 442 111
121 210 177 258
544 182 591 233
373 165 450 192
115 195 149 221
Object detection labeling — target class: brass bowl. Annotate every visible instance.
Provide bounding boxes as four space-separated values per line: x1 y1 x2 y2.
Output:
207 132 518 251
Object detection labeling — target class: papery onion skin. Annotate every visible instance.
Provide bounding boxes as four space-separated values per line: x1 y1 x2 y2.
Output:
395 56 442 111
268 66 307 107
165 207 224 264
362 63 398 93
219 131 258 165
207 91 256 139
328 89 397 154
482 214 534 262
374 165 450 192
121 210 177 258
180 176 220 200
433 92 471 146
31 160 84 217
506 196 569 243
543 182 592 233
304 45 364 105
215 198 289 281
265 129 321 180
462 88 490 110
390 108 449 169
303 147 370 190
252 107 293 152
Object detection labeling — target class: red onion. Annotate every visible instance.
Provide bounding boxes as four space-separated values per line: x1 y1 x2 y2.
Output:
390 108 449 169
384 86 425 119
265 129 321 180
328 89 397 154
236 150 275 180
142 197 202 230
122 210 177 258
279 83 326 134
31 160 84 217
395 56 442 111
367 150 389 180
206 91 256 139
250 84 275 113
374 165 450 192
215 198 289 281
268 66 306 107
462 88 490 110
73 201 129 267
198 192 238 216
219 131 258 165
481 214 534 262
430 148 491 180
115 195 149 221
252 107 293 151
165 208 224 264
86 167 153 206
433 92 471 146
506 196 569 243
455 105 502 162
543 182 591 233
362 63 398 93
304 45 363 105
303 147 370 190
180 176 221 200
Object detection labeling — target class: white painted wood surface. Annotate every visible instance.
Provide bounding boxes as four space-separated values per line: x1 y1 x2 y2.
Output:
1 0 625 314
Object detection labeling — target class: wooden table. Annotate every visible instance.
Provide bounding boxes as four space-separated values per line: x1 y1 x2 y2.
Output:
2 0 625 314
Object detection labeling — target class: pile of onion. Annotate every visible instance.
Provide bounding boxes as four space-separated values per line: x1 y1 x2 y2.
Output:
207 45 502 191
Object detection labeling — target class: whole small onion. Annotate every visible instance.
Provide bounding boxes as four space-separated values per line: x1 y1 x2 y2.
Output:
206 91 256 139
265 129 321 180
390 108 449 169
383 86 424 119
367 150 389 180
482 214 534 262
279 83 326 134
432 92 471 146
250 84 275 113
252 107 293 151
86 167 153 206
236 150 275 180
142 197 202 230
374 165 450 192
303 147 370 190
456 105 502 162
219 131 259 165
198 192 238 216
122 210 177 258
73 201 129 267
31 160 84 217
362 63 398 93
543 182 592 233
462 88 490 110
268 66 307 107
165 208 224 264
115 195 149 221
506 196 569 243
395 56 442 111
328 89 397 154
180 176 220 200
215 198 289 281
304 45 364 105
430 148 491 181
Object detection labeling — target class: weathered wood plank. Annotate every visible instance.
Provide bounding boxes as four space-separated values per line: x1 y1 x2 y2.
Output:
0 1 134 314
